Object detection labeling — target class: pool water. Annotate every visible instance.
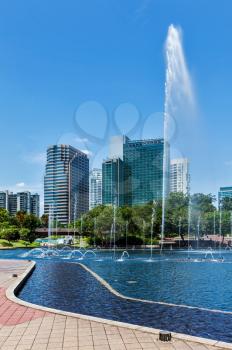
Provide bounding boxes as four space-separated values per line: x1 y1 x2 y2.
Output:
83 250 232 311
1 248 232 341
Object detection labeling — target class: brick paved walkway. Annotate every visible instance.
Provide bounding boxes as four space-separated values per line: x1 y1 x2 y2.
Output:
0 259 230 350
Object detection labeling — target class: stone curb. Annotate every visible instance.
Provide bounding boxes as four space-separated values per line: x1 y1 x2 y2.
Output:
4 260 232 349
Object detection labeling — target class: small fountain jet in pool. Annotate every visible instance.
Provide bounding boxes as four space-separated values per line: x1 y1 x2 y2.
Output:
203 247 224 262
204 248 215 260
117 251 130 262
83 250 97 258
68 249 96 260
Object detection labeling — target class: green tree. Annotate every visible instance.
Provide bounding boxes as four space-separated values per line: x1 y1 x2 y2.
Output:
191 193 216 214
0 226 19 242
23 214 40 233
221 197 232 211
0 209 9 223
16 211 27 228
19 228 35 243
40 214 49 227
165 192 189 235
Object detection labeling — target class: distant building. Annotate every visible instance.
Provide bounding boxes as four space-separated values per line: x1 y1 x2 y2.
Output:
8 193 17 215
102 158 124 206
109 135 129 159
123 138 166 206
170 158 190 194
218 186 232 207
89 168 102 209
16 192 31 214
31 194 40 217
0 191 9 210
44 144 89 225
0 190 40 216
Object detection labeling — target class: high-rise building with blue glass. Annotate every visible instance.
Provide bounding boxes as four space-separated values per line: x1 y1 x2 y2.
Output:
102 136 167 207
218 186 232 207
124 138 166 206
44 145 89 225
102 158 124 206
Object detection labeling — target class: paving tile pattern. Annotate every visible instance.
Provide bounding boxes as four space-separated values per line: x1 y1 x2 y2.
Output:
0 259 228 350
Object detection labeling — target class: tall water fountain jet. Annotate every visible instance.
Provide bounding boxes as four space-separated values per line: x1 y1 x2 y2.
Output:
213 210 216 249
113 204 116 259
197 216 201 250
110 223 113 250
143 219 146 249
230 211 232 237
150 201 156 260
161 25 195 250
178 217 182 249
73 193 77 252
187 198 192 259
219 205 222 258
94 217 97 248
125 221 128 250
80 215 83 248
48 204 54 243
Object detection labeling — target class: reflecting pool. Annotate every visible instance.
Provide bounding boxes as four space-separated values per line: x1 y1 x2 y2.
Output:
1 248 232 342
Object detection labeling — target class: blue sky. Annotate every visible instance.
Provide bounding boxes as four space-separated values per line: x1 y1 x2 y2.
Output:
0 0 232 211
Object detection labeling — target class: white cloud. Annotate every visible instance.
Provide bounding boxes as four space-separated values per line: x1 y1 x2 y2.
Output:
16 182 25 188
75 137 89 143
81 149 93 157
57 133 90 148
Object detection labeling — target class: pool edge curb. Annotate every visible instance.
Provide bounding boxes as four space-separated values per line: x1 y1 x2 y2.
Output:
4 260 231 349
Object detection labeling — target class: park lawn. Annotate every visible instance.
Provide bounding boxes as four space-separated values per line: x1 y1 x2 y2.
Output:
0 239 40 249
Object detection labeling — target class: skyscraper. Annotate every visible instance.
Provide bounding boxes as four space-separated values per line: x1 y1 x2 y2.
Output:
123 138 166 206
44 144 89 225
102 158 124 206
170 158 190 194
89 168 102 209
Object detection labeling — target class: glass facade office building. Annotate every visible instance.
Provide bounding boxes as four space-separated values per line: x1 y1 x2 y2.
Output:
124 138 166 206
218 186 232 207
102 158 124 206
44 145 89 225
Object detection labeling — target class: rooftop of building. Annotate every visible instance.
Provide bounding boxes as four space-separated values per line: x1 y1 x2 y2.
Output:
47 144 88 157
219 186 232 192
